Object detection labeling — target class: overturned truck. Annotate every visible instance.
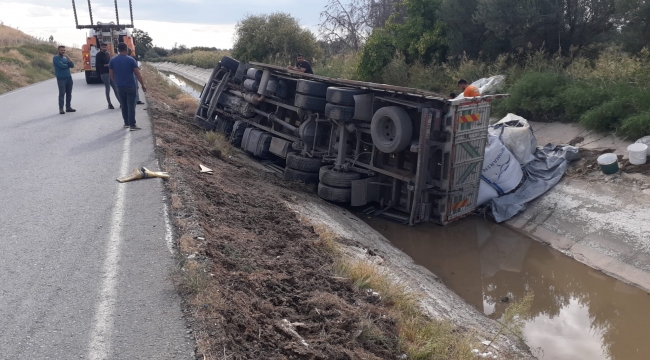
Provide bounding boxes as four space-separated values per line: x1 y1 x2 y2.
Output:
195 56 500 225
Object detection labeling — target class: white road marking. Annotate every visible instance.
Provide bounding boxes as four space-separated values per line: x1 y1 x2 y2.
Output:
87 131 131 360
162 197 175 254
0 78 56 98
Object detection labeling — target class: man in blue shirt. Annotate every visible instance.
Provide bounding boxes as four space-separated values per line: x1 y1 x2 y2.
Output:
52 46 76 114
109 42 147 131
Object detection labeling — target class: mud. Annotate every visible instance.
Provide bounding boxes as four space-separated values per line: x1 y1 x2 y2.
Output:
144 67 404 359
362 216 650 360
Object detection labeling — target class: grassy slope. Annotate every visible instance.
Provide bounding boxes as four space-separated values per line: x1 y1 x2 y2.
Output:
0 25 82 95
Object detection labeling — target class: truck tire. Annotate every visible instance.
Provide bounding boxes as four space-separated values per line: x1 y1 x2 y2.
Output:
319 165 361 188
325 103 355 121
295 93 327 112
284 167 319 184
220 56 239 71
286 153 322 172
296 80 328 97
230 121 248 147
370 106 413 154
318 183 352 203
326 87 367 106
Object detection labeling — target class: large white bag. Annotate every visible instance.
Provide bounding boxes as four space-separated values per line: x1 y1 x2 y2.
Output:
481 133 523 194
455 75 506 99
477 179 499 206
489 114 537 165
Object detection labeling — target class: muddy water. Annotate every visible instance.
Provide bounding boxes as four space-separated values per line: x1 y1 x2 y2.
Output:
360 215 650 360
159 71 203 99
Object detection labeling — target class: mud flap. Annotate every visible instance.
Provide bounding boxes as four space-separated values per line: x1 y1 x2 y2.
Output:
353 94 374 122
351 177 380 207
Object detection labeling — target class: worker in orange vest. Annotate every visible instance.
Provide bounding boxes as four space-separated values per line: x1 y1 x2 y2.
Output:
458 79 481 97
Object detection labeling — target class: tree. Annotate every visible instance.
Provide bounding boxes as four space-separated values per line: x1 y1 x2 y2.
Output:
319 0 402 53
152 46 169 57
48 35 54 43
319 0 371 51
232 13 321 65
132 28 153 58
358 0 447 78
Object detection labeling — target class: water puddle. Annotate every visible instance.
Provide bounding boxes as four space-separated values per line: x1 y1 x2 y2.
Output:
158 71 203 99
359 215 650 360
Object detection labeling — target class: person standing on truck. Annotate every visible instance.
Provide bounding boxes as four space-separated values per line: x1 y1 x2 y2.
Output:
53 46 76 114
458 79 481 97
127 48 145 105
109 42 146 131
287 54 313 74
95 43 119 109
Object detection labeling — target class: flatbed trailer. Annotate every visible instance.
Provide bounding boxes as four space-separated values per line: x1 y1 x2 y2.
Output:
195 56 503 225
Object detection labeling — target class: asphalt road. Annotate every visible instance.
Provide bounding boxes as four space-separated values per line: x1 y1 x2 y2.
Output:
0 73 193 359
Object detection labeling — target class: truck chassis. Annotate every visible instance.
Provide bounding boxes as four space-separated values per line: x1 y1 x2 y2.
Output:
195 57 499 225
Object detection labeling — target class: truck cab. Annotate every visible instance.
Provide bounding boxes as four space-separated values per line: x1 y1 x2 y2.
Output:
81 22 136 84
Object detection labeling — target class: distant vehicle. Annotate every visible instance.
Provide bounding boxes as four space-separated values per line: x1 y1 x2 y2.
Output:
195 56 506 225
71 0 136 84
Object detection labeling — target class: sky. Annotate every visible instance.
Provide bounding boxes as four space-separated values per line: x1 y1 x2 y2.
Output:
0 0 330 49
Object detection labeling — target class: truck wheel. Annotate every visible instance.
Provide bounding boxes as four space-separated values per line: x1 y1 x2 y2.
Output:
229 121 248 147
326 87 367 106
370 106 413 154
318 183 352 203
295 93 327 112
220 56 239 71
325 103 355 121
85 71 96 84
319 165 361 188
296 80 328 97
283 167 319 184
286 153 322 172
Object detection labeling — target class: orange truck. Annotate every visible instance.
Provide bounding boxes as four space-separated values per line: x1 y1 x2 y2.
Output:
72 0 136 84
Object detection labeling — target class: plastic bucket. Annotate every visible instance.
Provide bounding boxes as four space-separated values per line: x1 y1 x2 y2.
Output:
597 153 619 174
628 143 648 165
635 136 650 155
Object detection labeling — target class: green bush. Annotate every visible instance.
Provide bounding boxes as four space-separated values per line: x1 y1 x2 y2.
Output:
621 111 650 137
560 82 612 121
496 72 567 120
579 97 629 131
30 57 52 72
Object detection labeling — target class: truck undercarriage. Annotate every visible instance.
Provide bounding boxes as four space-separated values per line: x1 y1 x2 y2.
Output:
195 57 498 225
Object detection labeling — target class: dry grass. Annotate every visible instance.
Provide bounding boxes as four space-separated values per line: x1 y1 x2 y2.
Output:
171 194 183 209
178 234 199 254
177 95 198 114
203 131 234 158
0 25 82 94
310 222 477 360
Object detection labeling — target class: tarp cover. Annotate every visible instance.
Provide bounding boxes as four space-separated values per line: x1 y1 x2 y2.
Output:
487 143 580 223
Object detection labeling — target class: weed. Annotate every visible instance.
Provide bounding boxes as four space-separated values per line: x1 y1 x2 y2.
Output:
203 131 234 158
334 257 476 358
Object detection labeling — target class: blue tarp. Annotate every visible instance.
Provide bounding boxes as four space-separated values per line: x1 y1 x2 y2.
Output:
488 144 580 223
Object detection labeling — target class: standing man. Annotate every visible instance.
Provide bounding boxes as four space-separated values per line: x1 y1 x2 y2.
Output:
109 42 146 131
458 79 481 98
127 48 145 105
95 43 119 109
287 54 313 74
53 46 76 114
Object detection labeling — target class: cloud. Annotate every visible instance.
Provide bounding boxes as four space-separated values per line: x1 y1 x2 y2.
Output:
0 0 328 48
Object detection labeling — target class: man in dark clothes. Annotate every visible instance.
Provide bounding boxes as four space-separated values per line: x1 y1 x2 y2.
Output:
52 45 76 114
109 42 147 131
95 43 119 109
287 54 313 74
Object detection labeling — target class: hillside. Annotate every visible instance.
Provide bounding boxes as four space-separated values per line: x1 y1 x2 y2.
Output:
0 24 82 94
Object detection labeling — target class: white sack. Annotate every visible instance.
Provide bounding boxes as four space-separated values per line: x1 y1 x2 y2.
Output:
477 179 499 206
482 133 523 194
489 113 537 165
455 75 506 99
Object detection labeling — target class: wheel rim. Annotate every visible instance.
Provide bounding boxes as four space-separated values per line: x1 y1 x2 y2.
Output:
378 116 396 143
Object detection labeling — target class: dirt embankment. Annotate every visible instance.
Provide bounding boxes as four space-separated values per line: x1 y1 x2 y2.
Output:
143 65 532 359
143 66 409 359
0 25 82 94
